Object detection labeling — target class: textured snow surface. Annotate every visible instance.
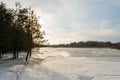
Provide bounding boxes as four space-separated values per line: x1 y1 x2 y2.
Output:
0 48 120 80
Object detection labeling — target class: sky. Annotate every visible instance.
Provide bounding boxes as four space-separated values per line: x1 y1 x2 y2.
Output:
1 0 120 44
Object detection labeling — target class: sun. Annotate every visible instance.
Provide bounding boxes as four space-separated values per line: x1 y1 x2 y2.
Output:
39 17 46 27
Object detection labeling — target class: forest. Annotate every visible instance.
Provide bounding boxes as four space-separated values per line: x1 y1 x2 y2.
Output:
48 41 120 50
0 2 45 61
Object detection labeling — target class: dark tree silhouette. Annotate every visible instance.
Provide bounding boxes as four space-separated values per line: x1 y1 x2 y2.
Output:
0 2 45 60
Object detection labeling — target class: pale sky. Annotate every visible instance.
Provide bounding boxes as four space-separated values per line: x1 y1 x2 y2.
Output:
1 0 120 44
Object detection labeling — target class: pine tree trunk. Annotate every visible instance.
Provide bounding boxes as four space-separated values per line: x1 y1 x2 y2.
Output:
0 52 1 59
13 50 16 60
16 50 18 58
26 51 29 61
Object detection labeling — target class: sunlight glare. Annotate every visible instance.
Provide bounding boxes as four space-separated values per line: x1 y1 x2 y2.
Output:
40 17 46 27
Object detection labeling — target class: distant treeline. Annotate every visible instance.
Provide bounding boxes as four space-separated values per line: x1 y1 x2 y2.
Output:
0 2 45 61
45 41 120 50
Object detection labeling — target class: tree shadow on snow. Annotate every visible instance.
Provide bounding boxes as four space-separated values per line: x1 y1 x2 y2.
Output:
78 75 94 80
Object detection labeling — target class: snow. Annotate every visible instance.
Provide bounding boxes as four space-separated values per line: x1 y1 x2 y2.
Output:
41 57 120 80
0 48 120 80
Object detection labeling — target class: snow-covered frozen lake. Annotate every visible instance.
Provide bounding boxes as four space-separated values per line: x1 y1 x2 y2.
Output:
0 47 120 80
40 48 120 62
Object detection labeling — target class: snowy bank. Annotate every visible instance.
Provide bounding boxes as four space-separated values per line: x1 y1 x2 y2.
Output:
0 48 120 80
